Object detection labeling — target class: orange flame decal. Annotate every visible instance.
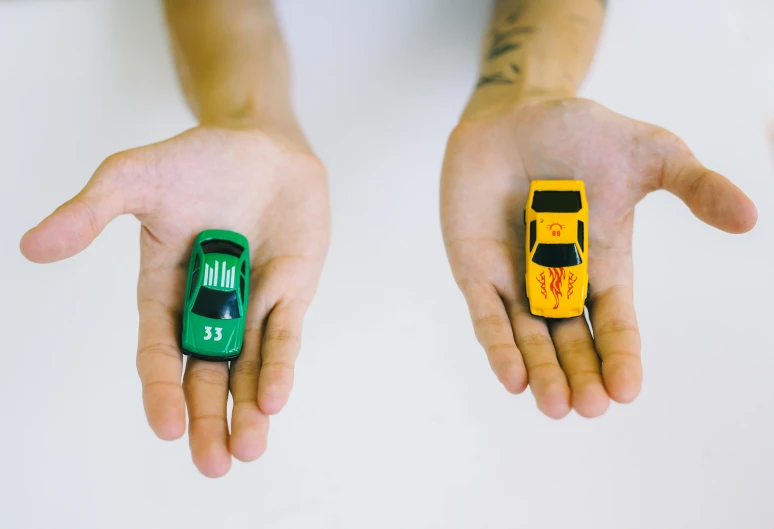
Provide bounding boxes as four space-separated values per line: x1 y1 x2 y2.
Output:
548 267 566 309
567 271 577 299
536 271 547 299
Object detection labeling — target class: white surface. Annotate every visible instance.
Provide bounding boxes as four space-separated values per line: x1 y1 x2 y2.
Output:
1 1 773 528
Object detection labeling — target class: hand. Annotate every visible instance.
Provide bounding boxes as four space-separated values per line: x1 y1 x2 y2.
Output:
21 126 330 476
440 98 757 418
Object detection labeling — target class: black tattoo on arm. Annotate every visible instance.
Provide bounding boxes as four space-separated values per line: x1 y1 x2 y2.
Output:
487 26 534 60
476 72 513 88
477 4 531 89
488 41 521 61
476 63 522 88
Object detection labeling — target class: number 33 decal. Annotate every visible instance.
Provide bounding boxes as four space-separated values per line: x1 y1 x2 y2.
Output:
203 326 223 341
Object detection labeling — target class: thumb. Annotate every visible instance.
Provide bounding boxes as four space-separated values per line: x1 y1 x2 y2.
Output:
20 149 151 263
656 130 758 234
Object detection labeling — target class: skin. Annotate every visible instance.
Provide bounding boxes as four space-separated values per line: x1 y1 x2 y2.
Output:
441 0 758 419
17 0 759 476
20 0 328 478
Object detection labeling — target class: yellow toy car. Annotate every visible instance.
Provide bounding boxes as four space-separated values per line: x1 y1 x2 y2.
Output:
524 180 589 318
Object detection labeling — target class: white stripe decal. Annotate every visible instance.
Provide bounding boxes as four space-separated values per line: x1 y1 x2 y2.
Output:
225 269 231 290
231 266 236 289
204 263 210 286
208 266 214 287
214 261 219 288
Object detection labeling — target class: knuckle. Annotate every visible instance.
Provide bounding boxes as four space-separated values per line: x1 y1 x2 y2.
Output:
141 380 181 392
527 361 563 378
586 284 627 306
457 279 498 297
516 332 554 351
602 351 642 366
485 342 518 357
79 198 102 239
188 413 224 426
594 318 639 341
556 338 594 362
263 328 300 345
684 168 710 206
567 369 603 385
473 314 510 331
231 360 261 378
260 360 295 372
136 343 181 370
184 367 229 390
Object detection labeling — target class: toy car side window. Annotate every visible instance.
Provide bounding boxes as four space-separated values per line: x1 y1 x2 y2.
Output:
529 221 537 251
240 276 246 304
241 261 246 275
577 220 585 251
190 270 200 297
193 254 201 270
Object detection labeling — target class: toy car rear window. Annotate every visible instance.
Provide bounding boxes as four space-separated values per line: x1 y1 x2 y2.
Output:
201 239 244 258
532 243 582 268
192 287 240 320
531 191 582 213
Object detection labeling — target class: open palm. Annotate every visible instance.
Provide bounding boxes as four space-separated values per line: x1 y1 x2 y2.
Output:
21 126 330 476
441 98 757 418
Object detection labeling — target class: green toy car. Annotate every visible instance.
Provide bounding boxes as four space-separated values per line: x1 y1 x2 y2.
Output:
182 229 250 361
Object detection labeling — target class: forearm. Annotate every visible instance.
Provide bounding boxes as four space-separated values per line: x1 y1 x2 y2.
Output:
464 0 606 119
163 0 303 142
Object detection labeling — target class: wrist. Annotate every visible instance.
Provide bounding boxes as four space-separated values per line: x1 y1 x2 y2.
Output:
198 95 308 148
461 87 574 122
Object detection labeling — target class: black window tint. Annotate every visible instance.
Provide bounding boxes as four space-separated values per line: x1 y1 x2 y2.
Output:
241 261 246 275
531 191 582 213
189 270 200 298
532 243 582 268
240 277 246 303
201 239 244 258
577 220 585 251
193 253 201 270
192 287 240 319
529 221 537 251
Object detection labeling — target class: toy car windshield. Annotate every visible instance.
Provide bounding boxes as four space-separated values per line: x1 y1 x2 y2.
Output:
532 243 582 268
192 287 240 320
201 239 244 257
531 190 582 213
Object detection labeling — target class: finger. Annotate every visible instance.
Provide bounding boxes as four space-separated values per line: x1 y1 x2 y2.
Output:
257 299 309 415
588 284 642 404
136 295 186 441
183 359 232 478
548 317 609 418
460 280 527 394
509 306 571 419
20 149 152 263
229 323 269 462
654 129 757 234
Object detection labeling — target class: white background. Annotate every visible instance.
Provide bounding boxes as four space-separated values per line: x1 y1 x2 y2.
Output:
1 1 773 528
